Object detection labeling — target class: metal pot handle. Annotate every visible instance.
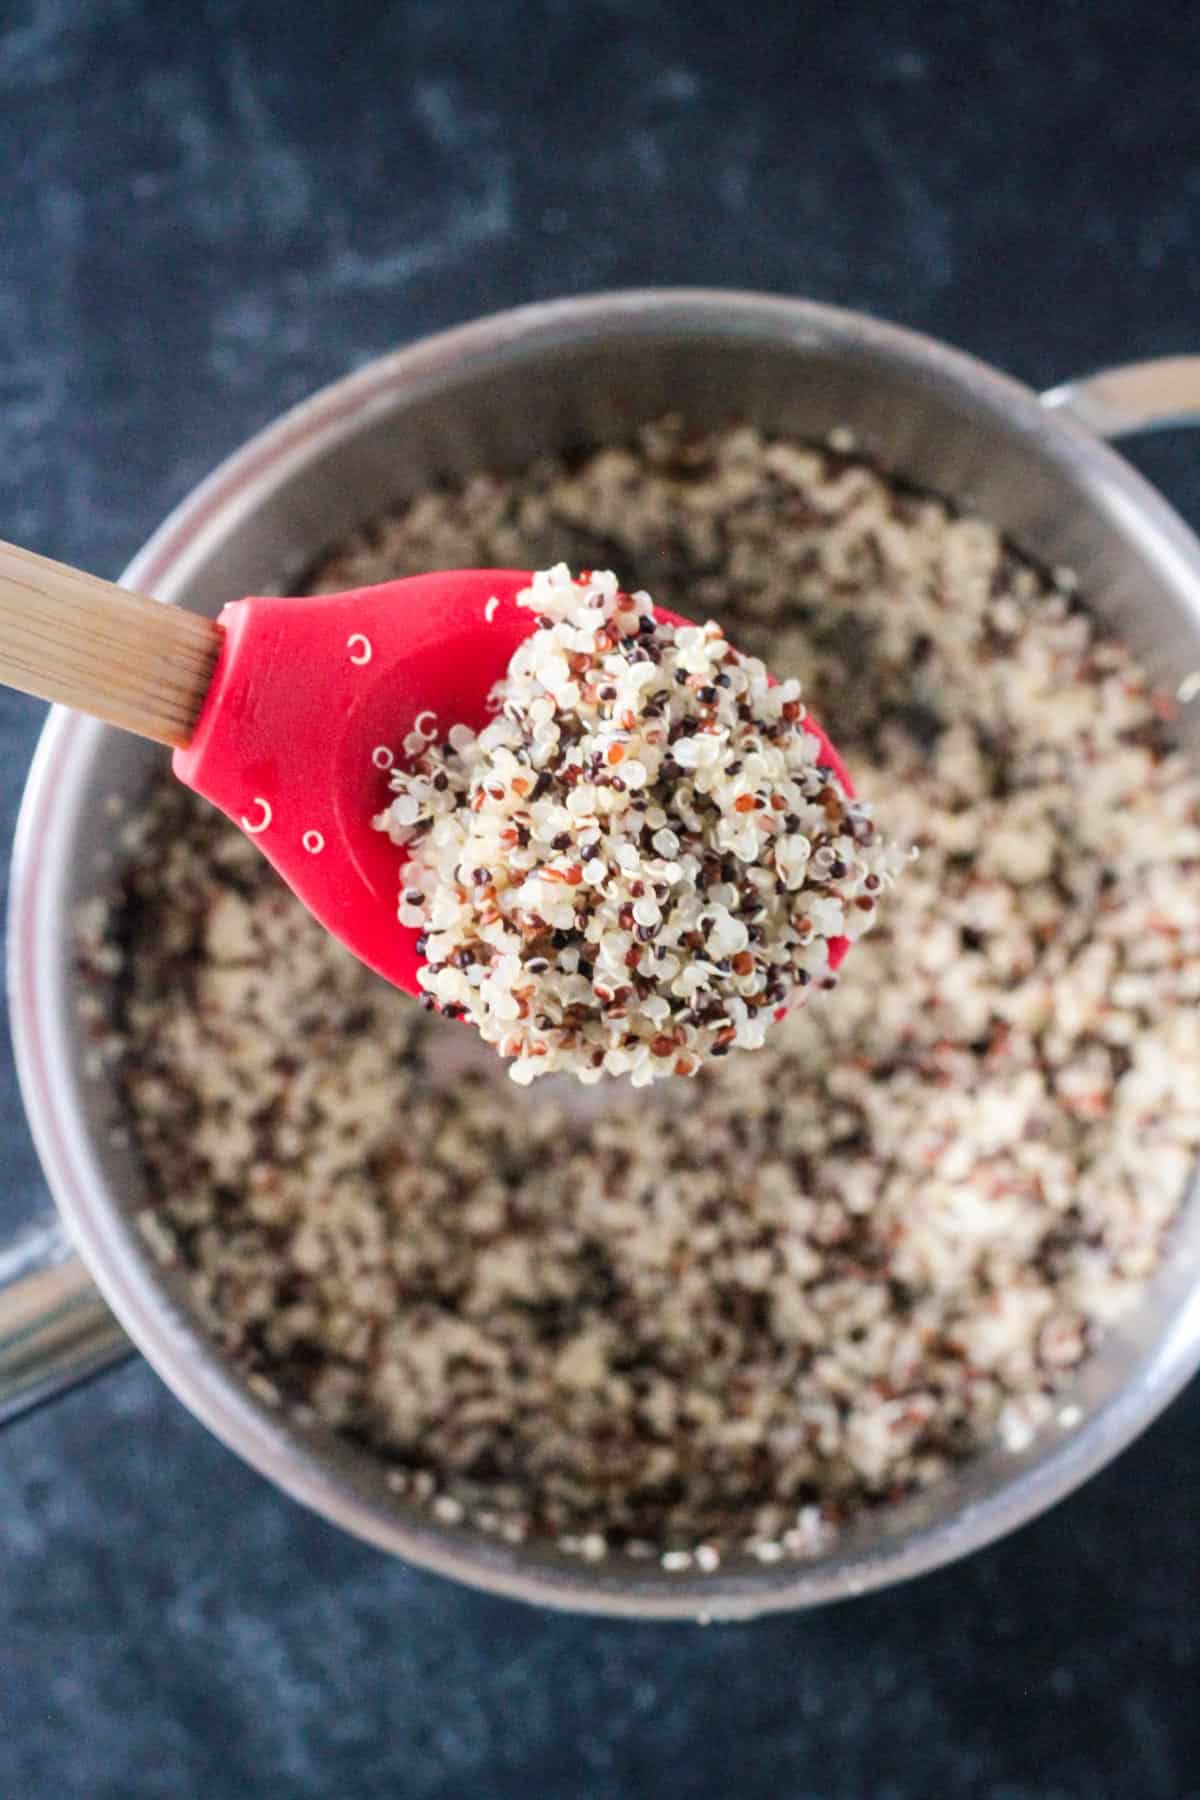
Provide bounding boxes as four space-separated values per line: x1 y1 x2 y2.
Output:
0 1219 128 1424
4 350 1200 1429
1041 356 1200 437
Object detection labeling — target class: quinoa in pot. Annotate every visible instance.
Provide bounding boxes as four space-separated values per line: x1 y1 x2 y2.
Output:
78 421 1200 1570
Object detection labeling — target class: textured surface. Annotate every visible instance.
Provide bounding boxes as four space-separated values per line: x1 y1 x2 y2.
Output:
3 1 1200 1794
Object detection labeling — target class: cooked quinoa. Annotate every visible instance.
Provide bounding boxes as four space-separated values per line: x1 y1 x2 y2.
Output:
374 563 905 1085
78 422 1200 1569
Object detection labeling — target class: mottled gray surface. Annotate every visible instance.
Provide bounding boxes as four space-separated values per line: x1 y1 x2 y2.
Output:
3 1 1200 1794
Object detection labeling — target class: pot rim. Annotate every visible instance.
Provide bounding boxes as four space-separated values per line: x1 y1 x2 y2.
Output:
12 288 1200 1619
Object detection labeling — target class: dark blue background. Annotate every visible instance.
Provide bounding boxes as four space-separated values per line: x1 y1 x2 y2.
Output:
3 2 1200 1794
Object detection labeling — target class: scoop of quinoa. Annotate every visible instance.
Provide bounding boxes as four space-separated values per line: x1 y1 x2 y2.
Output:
373 564 906 1084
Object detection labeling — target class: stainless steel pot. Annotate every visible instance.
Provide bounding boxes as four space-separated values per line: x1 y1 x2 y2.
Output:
5 291 1200 1620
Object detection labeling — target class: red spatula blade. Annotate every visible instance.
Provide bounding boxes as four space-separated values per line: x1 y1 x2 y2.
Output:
173 570 853 996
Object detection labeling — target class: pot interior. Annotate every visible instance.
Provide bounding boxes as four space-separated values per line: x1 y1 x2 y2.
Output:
25 301 1200 1616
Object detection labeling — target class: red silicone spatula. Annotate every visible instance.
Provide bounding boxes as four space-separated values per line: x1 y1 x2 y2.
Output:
0 540 853 994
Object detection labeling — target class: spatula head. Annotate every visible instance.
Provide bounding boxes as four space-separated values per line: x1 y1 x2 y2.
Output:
173 571 853 995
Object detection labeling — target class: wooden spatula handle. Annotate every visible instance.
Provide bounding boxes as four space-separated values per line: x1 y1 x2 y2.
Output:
0 538 220 747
